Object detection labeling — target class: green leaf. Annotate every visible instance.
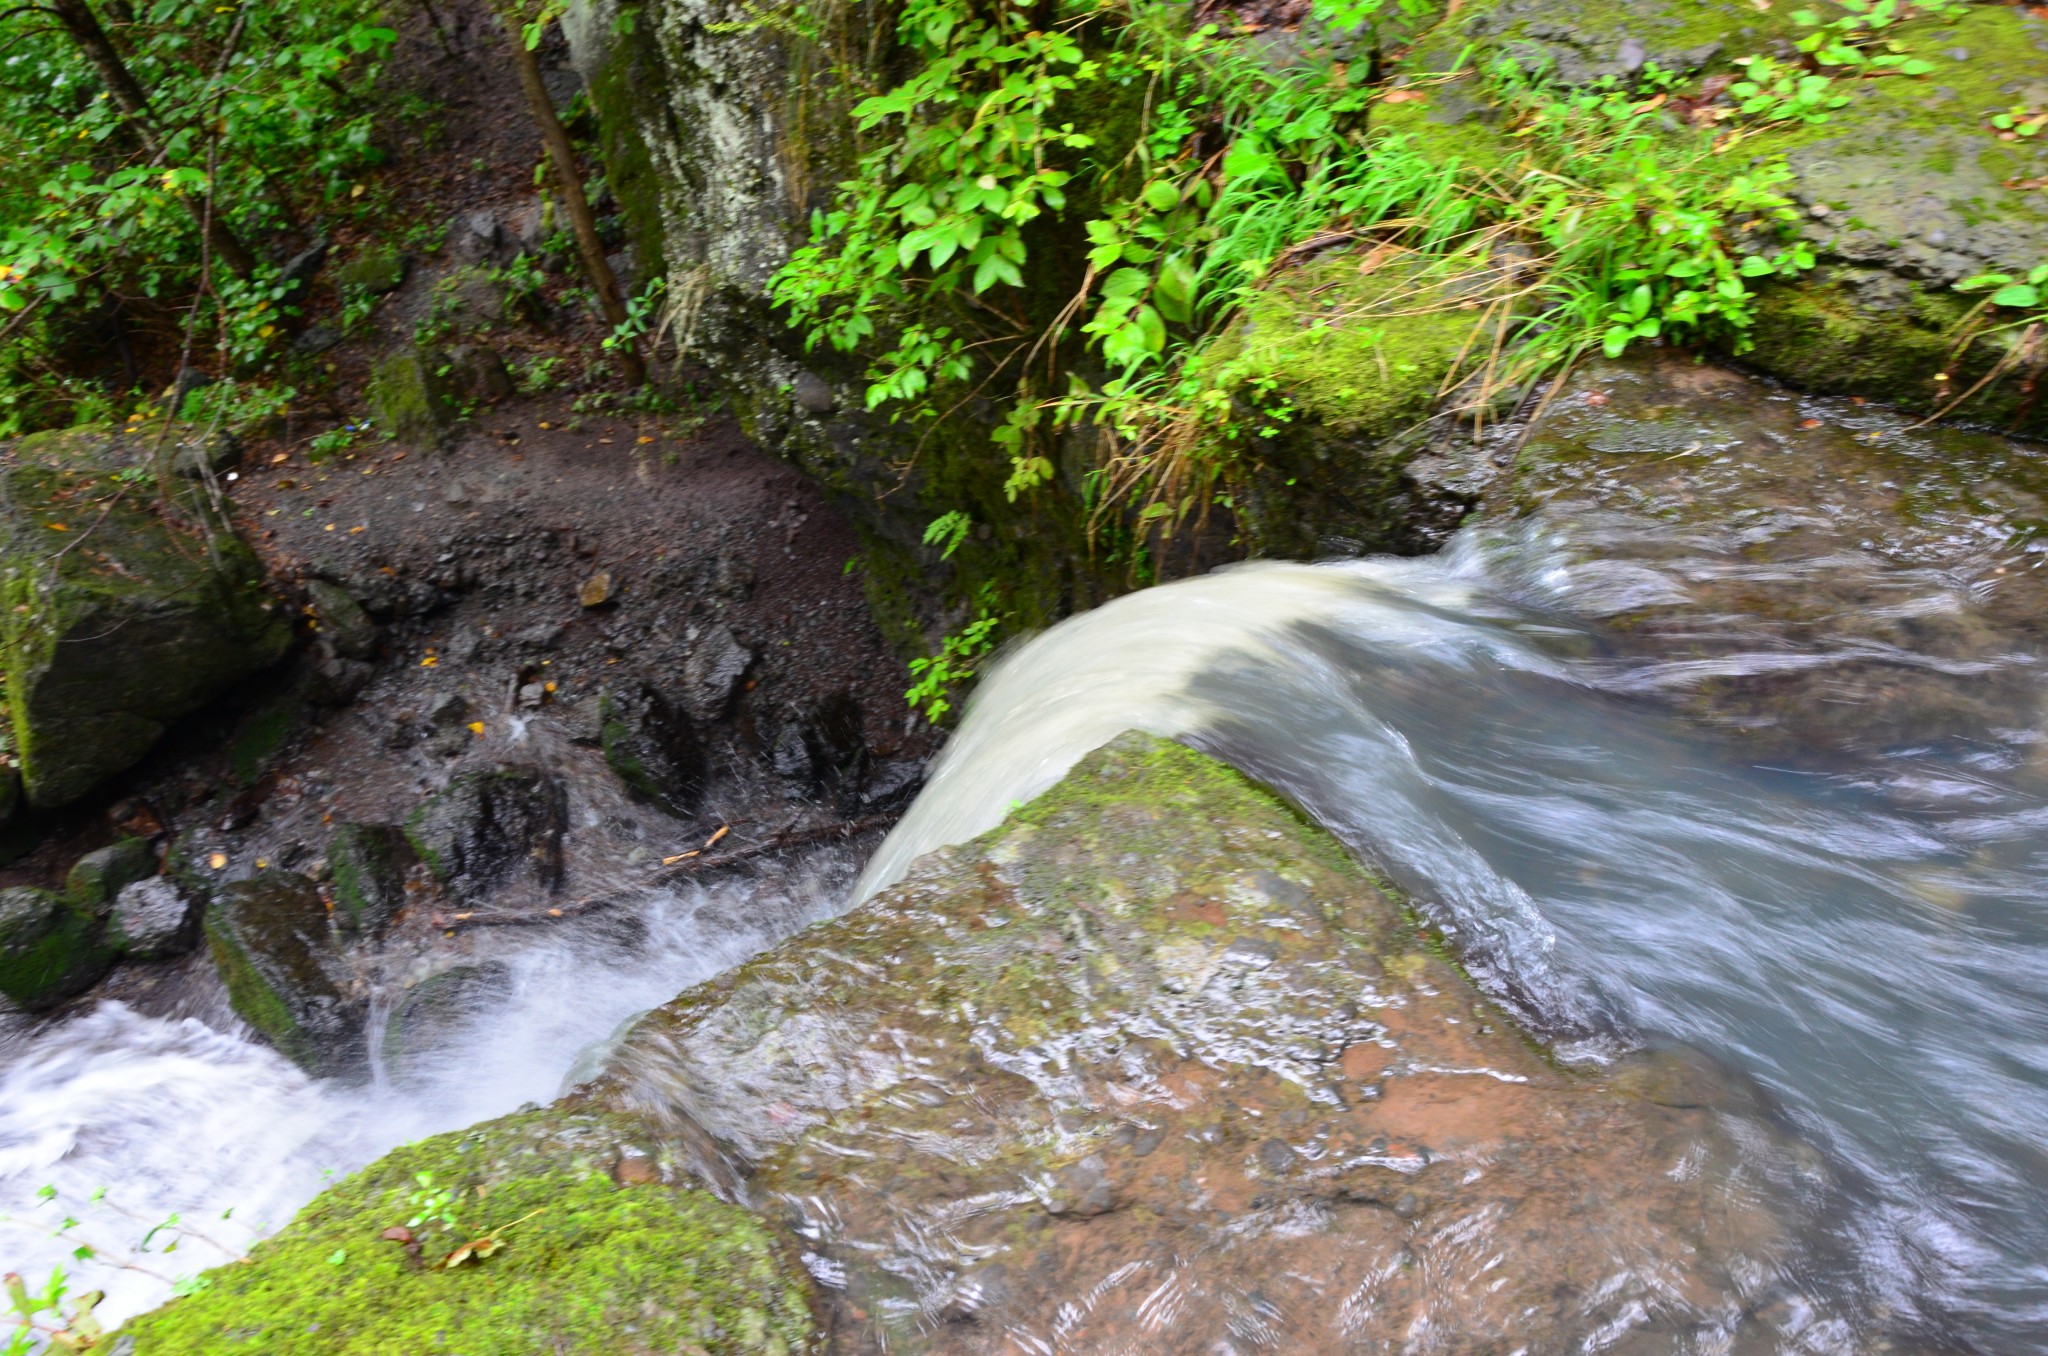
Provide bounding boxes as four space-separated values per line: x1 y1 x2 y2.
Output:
1990 283 2042 310
1142 180 1181 212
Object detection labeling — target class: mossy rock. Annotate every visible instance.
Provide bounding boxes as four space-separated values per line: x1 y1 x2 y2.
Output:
379 961 513 1077
203 872 365 1076
333 246 408 297
0 884 113 1010
365 346 457 450
599 683 704 816
116 1106 818 1355
0 426 291 809
326 822 413 936
65 835 156 908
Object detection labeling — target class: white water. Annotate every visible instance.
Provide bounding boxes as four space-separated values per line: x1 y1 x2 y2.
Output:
0 856 854 1329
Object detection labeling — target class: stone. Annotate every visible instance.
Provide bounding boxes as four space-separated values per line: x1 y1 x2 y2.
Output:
333 246 407 296
451 208 504 263
365 346 457 450
677 623 751 722
380 961 514 1076
305 579 376 660
278 240 329 299
65 836 156 908
404 766 566 901
445 344 516 403
0 885 113 1010
769 692 866 805
579 571 615 607
204 872 363 1076
599 684 704 816
589 733 1858 1351
106 877 198 960
0 427 291 809
327 823 413 936
168 427 242 479
791 371 836 415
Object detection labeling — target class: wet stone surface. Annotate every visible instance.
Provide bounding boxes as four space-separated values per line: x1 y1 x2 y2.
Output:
1483 356 2048 767
590 732 1862 1353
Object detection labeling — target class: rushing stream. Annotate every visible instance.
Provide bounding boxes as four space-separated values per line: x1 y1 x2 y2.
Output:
6 362 2048 1350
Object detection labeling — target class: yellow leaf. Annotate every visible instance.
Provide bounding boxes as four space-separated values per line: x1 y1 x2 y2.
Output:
467 721 485 735
420 656 438 668
207 853 228 870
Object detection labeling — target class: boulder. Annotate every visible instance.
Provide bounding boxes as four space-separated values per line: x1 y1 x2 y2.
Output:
326 822 413 936
305 579 377 660
204 872 364 1076
598 683 704 816
105 877 199 960
588 733 1857 1351
115 1106 815 1355
332 246 407 296
0 426 291 809
64 836 156 908
379 961 514 1076
404 766 565 901
676 623 751 723
365 346 457 450
0 885 113 1010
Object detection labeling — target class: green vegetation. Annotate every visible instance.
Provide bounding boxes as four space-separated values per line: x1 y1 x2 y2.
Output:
0 1 397 435
114 1108 816 1355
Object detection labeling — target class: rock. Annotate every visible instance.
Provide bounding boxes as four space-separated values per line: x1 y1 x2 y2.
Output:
599 684 704 816
116 1106 816 1354
333 246 407 296
578 571 615 607
445 344 516 403
305 579 376 660
365 346 457 450
513 621 563 650
0 427 292 809
277 240 329 299
291 324 342 356
450 208 504 263
790 370 835 415
677 623 751 722
327 823 413 936
0 885 113 1010
106 877 198 960
770 692 866 805
65 836 156 908
405 766 566 901
590 733 1856 1351
204 872 363 1076
380 961 513 1075
440 266 514 329
168 427 241 480
308 652 375 707
506 199 551 253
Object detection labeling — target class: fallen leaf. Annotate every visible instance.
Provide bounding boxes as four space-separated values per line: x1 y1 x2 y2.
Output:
207 852 228 870
380 1227 415 1244
1379 88 1427 104
44 522 67 531
1584 392 1610 407
1799 418 1822 429
420 655 438 668
467 721 485 735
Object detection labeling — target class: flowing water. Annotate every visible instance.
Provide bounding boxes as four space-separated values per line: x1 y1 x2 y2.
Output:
7 360 2048 1350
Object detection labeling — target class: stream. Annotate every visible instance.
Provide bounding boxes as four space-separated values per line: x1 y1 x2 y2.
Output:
6 363 2048 1350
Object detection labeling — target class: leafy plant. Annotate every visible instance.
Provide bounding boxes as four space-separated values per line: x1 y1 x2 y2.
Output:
906 603 1002 723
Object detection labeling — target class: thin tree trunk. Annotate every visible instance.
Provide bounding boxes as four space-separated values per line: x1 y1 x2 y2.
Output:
46 0 257 278
498 6 645 386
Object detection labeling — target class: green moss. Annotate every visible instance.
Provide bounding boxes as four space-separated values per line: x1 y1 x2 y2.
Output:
0 884 113 1009
333 247 407 296
327 823 411 936
365 347 456 450
119 1107 817 1356
64 836 155 907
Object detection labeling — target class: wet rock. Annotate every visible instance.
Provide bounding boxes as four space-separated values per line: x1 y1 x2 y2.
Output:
599 684 704 817
771 692 867 805
380 961 514 1076
405 766 566 901
592 733 1856 1352
365 346 457 450
308 651 375 707
65 837 157 909
450 208 504 263
327 823 413 936
396 691 474 759
0 886 113 1010
306 579 376 660
203 872 364 1075
579 571 615 608
677 623 751 722
106 877 199 960
0 427 291 809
